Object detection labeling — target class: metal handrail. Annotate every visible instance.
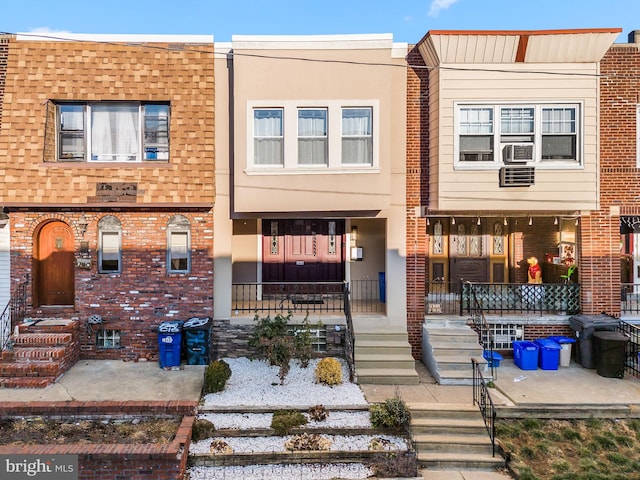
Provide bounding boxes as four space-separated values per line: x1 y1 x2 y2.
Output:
0 275 30 352
618 320 640 378
472 358 497 457
342 281 355 382
466 281 497 380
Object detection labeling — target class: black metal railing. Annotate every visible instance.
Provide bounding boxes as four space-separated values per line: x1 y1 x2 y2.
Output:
343 284 355 382
467 281 497 380
618 320 640 378
232 282 347 315
472 358 497 457
621 283 640 315
349 278 385 313
426 281 461 315
0 275 30 352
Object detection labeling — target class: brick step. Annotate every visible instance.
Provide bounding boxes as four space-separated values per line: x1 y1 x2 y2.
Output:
11 332 73 347
0 376 57 388
10 346 68 361
0 360 65 378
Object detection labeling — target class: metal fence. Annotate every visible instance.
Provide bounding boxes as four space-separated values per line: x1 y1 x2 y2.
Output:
618 320 640 378
426 281 580 316
621 283 640 315
472 358 497 457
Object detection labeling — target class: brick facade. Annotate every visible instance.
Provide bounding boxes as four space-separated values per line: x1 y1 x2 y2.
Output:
0 37 215 360
405 46 429 358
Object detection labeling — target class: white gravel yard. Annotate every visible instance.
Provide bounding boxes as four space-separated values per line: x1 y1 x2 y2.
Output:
189 434 408 454
202 357 368 408
198 410 372 430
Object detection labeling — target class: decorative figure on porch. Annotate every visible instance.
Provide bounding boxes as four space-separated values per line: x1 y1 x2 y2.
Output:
527 256 542 284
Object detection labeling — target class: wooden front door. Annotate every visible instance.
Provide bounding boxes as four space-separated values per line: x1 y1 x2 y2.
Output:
449 220 489 286
35 221 75 306
263 219 345 283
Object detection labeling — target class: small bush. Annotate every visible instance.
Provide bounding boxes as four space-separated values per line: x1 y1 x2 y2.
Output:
271 409 307 436
308 404 329 422
369 397 411 430
315 357 343 385
370 451 418 478
191 418 216 442
284 432 331 451
203 359 232 394
209 439 233 454
368 436 394 450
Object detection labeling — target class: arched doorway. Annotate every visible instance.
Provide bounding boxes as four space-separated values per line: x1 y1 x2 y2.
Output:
34 221 75 307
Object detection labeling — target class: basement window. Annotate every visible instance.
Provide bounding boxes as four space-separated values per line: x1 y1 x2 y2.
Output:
97 329 121 348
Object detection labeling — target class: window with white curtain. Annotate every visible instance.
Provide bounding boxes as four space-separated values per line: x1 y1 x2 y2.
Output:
57 102 169 162
342 107 372 165
247 101 378 171
298 108 327 165
167 215 191 273
98 216 122 274
254 108 283 165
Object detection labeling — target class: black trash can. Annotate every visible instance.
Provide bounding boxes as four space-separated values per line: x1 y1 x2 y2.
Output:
568 314 619 368
182 317 212 365
593 331 629 378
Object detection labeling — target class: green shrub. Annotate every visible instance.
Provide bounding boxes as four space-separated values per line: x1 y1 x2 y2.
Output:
369 397 411 430
315 357 343 385
271 409 308 436
203 359 232 394
191 418 216 442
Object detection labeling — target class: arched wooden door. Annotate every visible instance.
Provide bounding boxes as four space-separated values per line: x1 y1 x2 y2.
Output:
35 221 75 306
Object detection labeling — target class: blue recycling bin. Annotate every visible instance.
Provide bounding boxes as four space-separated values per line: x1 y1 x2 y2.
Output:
534 339 562 370
548 336 577 367
513 341 538 370
378 272 386 303
483 350 503 367
158 321 183 368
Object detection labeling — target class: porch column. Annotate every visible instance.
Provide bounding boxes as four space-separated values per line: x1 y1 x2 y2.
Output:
579 209 621 316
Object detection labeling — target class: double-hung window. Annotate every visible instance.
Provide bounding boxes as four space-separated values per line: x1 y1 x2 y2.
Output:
298 108 328 165
456 103 580 167
167 215 191 274
57 102 170 162
342 107 373 165
254 108 284 165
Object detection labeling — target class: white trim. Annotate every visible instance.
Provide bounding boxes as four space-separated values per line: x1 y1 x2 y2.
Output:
232 33 394 50
246 100 380 173
16 33 213 44
636 105 640 168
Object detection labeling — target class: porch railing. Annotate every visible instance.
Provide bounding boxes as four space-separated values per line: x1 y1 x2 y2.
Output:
467 281 497 380
621 283 640 315
472 357 497 457
232 279 384 315
0 275 30 352
618 320 640 378
426 280 580 316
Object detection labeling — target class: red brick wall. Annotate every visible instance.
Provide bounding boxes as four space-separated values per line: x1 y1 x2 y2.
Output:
588 42 640 316
0 402 196 480
406 46 429 358
11 210 213 360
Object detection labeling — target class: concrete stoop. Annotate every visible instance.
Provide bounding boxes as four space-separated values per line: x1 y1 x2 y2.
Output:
354 331 419 385
408 403 505 472
421 323 486 385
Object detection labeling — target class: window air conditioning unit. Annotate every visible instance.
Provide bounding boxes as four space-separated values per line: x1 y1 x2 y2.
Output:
502 143 534 164
499 166 535 187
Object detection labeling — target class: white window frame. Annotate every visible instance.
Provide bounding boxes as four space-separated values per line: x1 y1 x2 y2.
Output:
246 100 379 173
98 216 122 274
57 101 170 163
454 102 583 170
253 108 284 166
297 108 328 166
167 215 191 274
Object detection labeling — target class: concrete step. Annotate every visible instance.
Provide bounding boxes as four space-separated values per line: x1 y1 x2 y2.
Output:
414 433 494 455
408 403 482 420
425 327 479 344
428 342 483 356
411 417 487 435
355 353 416 370
433 356 479 371
434 369 476 386
355 339 412 353
418 452 504 470
356 367 419 385
354 332 409 342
